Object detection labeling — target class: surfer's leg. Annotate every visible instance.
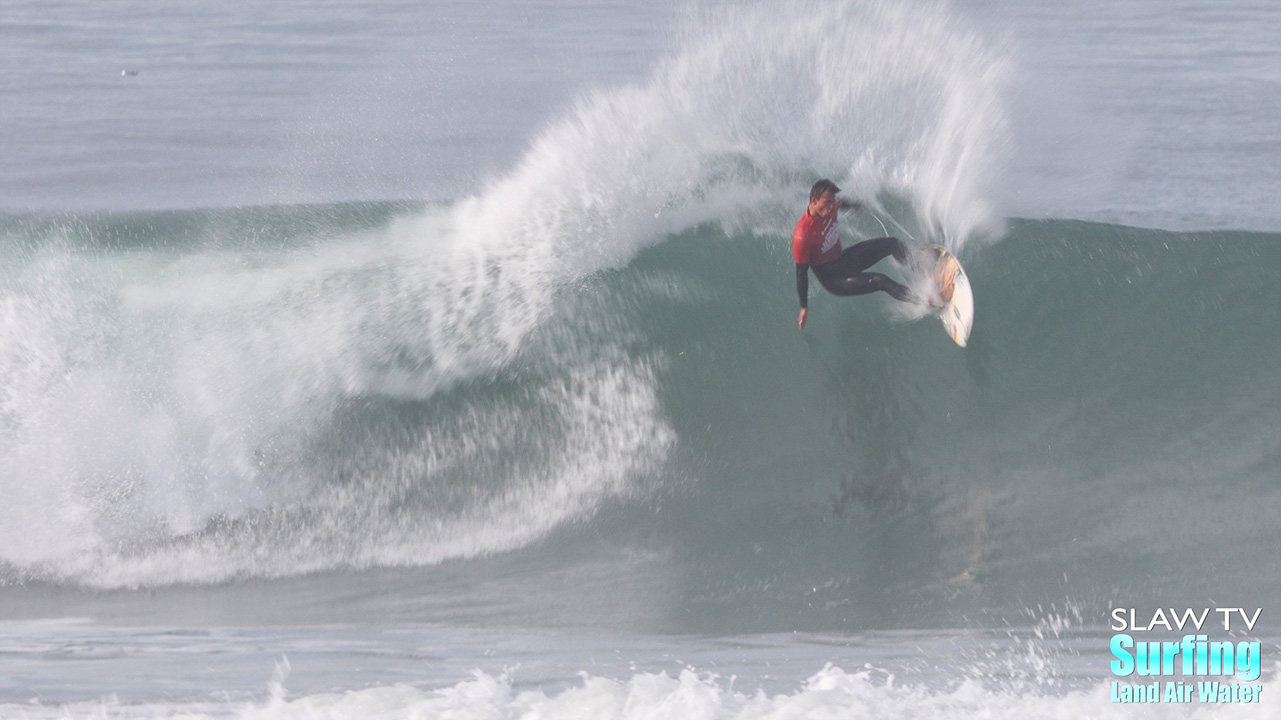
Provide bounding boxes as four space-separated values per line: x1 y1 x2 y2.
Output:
817 271 914 303
842 236 908 272
817 237 915 303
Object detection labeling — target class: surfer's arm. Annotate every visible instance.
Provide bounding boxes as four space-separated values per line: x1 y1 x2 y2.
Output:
796 263 809 329
838 199 865 213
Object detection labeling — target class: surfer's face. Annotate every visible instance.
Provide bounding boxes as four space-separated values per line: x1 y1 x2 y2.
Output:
809 191 838 218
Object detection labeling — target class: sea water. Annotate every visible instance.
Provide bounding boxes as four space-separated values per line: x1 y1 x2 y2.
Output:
2 1 1280 717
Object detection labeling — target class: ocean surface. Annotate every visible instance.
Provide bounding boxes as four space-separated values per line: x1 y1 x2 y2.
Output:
2 0 1280 717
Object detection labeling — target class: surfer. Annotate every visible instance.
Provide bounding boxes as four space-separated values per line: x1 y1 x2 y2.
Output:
793 179 915 329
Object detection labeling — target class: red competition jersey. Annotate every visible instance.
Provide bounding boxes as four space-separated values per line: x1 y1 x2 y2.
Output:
792 209 842 265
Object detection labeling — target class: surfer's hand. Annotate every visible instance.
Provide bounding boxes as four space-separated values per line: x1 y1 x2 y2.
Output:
798 307 807 329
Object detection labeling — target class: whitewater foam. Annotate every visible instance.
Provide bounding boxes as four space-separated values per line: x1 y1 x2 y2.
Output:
15 662 1278 720
0 208 676 588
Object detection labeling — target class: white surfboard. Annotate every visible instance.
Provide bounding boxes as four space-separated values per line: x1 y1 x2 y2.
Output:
923 245 974 347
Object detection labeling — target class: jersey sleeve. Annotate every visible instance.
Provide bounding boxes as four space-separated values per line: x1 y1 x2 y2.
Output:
792 220 811 264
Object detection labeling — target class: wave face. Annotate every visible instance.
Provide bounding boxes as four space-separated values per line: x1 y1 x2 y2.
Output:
1 0 1277 632
3 205 1279 631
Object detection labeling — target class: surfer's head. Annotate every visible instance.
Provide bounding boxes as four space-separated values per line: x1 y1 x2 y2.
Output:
808 179 840 218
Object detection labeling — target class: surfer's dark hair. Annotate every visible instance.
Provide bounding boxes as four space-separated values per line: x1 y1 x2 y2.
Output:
810 179 841 201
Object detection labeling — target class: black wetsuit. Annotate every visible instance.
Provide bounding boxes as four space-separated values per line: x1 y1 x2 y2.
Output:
796 236 914 309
